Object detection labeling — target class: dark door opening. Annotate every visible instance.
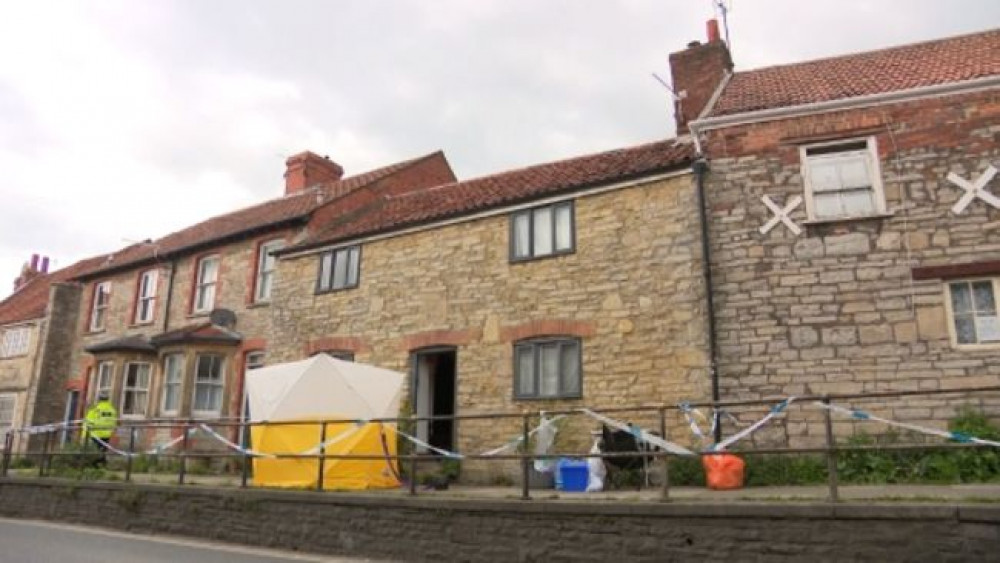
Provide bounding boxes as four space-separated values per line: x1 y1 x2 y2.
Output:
412 348 457 454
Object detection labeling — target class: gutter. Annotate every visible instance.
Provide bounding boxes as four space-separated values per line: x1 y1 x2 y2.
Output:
162 259 177 333
692 158 721 442
690 74 1000 134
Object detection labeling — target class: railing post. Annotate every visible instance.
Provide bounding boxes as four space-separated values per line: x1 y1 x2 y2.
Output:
659 408 670 501
241 420 250 489
178 420 190 485
39 429 53 477
125 426 136 483
1 431 13 477
316 420 327 492
823 396 839 503
521 414 531 501
408 416 418 496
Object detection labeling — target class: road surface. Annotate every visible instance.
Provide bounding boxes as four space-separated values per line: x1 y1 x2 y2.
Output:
0 517 384 563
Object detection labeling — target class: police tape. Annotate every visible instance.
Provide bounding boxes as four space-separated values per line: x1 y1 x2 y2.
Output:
390 426 464 459
813 401 1000 447
710 397 797 452
480 414 567 456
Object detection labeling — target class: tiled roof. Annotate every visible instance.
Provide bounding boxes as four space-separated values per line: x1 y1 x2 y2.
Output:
150 322 242 346
709 28 1000 117
293 139 694 250
84 335 157 354
0 255 108 326
82 152 445 277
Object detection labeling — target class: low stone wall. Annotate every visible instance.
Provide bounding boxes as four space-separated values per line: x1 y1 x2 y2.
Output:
0 478 997 562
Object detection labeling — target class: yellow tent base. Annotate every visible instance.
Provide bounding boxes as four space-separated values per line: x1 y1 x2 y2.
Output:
251 420 399 490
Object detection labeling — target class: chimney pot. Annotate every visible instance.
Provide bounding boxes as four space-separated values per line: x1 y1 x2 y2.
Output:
30 254 39 271
707 19 721 43
41 256 50 273
669 30 733 134
687 40 701 49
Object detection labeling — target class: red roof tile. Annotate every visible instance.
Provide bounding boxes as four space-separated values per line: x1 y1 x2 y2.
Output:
81 152 448 277
293 139 693 250
0 255 109 325
709 28 1000 117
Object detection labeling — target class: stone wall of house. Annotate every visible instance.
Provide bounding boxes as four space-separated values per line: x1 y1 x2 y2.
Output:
0 320 42 452
24 283 82 432
701 88 1000 445
268 173 711 477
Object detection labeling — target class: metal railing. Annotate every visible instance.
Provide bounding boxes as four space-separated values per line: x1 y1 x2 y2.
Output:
3 384 1000 502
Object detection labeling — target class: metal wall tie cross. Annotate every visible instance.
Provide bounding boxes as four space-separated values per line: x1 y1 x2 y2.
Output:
947 165 999 214
759 194 803 236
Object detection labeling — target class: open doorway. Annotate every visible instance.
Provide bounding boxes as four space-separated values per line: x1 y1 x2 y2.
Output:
411 347 457 454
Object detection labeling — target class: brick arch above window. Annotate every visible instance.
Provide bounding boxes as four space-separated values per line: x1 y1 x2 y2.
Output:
304 336 369 357
500 319 596 343
401 329 481 352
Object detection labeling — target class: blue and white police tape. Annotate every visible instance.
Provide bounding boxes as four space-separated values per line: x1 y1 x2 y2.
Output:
678 402 717 444
391 426 464 459
196 423 276 458
710 397 796 452
578 408 694 456
300 420 368 455
814 402 1000 448
88 428 196 458
480 414 568 456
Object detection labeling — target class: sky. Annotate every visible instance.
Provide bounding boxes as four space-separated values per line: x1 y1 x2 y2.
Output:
1 0 998 299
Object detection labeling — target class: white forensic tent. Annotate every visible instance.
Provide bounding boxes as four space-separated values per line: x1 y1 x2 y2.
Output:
245 354 405 489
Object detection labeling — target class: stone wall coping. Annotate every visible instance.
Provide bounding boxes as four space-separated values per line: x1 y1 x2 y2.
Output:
3 477 993 523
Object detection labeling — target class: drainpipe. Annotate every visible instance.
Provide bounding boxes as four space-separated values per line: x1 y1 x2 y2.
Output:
692 158 722 443
162 258 177 332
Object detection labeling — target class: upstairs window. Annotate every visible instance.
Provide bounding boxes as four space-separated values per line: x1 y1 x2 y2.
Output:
161 353 184 415
135 269 158 324
801 138 885 221
194 255 220 313
510 201 575 261
120 362 151 417
317 246 361 292
192 354 225 416
0 327 30 358
513 337 582 399
948 279 1000 346
254 239 284 303
89 281 111 331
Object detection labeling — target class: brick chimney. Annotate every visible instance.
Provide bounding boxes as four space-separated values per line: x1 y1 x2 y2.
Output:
668 19 733 134
12 253 47 293
284 151 344 195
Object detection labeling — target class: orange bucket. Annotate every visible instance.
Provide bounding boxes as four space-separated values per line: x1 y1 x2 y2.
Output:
702 453 745 490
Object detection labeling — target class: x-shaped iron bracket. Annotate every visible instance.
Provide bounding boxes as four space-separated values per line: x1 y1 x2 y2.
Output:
759 194 803 236
948 165 999 214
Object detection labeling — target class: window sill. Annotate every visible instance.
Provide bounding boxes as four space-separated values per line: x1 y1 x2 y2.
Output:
246 301 271 309
129 321 156 329
86 328 107 336
314 285 359 296
514 394 583 401
802 212 894 226
187 312 211 319
509 249 576 265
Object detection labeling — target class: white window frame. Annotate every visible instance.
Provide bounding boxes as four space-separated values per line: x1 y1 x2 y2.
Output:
193 255 220 313
93 361 115 403
245 351 266 371
944 277 1000 349
0 326 31 358
800 137 886 222
513 337 582 399
120 362 151 417
135 269 159 324
254 239 284 303
510 201 575 261
192 354 225 417
161 353 185 415
89 281 112 332
0 393 16 439
316 246 361 293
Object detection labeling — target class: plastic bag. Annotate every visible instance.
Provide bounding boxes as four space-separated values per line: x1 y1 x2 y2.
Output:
702 453 745 490
533 414 557 473
585 438 606 492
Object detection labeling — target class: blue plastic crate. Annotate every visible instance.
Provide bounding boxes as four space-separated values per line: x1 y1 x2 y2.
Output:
557 458 589 492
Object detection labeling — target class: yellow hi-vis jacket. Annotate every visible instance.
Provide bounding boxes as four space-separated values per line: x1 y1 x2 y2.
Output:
84 400 118 440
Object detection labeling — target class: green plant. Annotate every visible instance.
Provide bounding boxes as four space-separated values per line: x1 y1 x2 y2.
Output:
440 458 461 481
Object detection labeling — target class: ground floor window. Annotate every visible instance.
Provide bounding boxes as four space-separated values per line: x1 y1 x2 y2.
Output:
0 394 15 439
93 361 115 402
193 354 225 416
514 337 582 399
948 279 1000 345
121 362 151 416
161 354 184 415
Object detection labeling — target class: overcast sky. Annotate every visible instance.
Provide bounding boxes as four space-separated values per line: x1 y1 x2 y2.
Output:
1 0 998 299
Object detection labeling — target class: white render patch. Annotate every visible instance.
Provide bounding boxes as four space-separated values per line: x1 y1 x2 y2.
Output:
947 165 999 214
759 195 803 236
